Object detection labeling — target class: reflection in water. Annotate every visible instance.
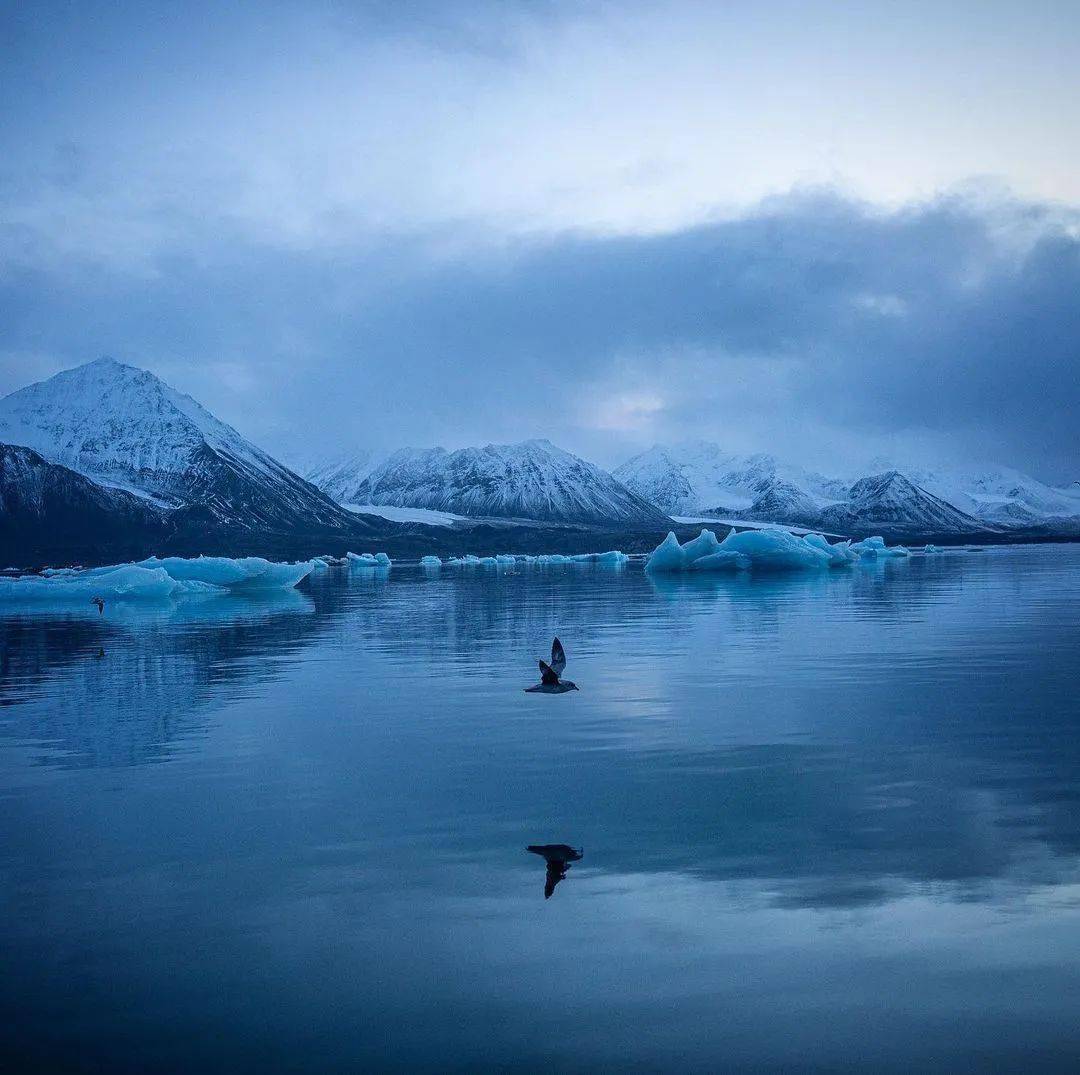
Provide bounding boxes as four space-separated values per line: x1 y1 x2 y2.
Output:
1 548 1079 1070
527 843 583 898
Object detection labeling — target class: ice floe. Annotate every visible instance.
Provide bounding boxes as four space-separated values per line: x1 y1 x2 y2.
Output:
646 528 905 572
347 551 392 568
0 555 315 603
419 555 442 567
849 536 911 558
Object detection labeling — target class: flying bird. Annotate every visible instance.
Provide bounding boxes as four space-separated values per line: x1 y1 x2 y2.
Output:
524 637 579 693
527 844 584 899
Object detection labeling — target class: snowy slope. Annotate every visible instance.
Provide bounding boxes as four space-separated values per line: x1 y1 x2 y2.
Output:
307 440 670 525
868 460 1080 526
0 358 367 533
617 441 1079 531
613 442 847 515
0 442 168 552
820 472 983 533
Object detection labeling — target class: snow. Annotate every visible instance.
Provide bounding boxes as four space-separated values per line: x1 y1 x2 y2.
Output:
309 439 667 526
0 555 313 603
342 503 465 526
646 528 881 572
620 441 1080 531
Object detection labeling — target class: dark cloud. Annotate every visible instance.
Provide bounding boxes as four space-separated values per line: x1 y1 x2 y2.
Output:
2 189 1077 479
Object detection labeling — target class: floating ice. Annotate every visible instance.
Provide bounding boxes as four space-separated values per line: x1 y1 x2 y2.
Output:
419 555 442 567
850 536 911 559
802 533 858 565
0 555 315 604
646 528 867 572
347 551 392 568
923 544 941 553
496 554 517 564
571 550 630 564
0 565 184 602
135 556 314 591
719 529 832 570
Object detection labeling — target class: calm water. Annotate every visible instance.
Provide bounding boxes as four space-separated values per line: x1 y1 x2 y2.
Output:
2 546 1080 1072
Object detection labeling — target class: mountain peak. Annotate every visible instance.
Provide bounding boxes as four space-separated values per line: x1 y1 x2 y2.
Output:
0 358 362 534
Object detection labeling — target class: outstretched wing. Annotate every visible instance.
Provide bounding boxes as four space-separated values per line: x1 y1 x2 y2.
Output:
539 659 561 686
550 637 567 676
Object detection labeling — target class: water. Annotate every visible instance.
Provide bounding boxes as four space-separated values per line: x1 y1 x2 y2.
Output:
2 545 1080 1072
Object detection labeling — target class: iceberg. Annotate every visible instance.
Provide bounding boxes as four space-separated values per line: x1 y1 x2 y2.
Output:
850 536 911 559
347 551 392 568
135 556 314 591
0 565 184 602
419 555 442 567
719 529 832 570
802 533 858 565
496 554 517 565
570 550 630 564
646 528 860 572
0 555 316 604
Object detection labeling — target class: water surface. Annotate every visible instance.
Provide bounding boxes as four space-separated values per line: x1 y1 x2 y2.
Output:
2 546 1080 1071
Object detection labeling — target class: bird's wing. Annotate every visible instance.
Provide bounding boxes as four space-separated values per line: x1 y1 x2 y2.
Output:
539 659 561 685
550 637 567 675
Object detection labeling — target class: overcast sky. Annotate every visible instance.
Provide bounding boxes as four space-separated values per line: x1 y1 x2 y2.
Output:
1 0 1078 479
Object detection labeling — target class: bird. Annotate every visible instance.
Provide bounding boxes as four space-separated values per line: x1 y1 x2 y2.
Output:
91 597 104 615
524 637 579 693
527 844 584 899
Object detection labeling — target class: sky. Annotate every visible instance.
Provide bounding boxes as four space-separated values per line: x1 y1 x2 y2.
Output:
1 0 1078 480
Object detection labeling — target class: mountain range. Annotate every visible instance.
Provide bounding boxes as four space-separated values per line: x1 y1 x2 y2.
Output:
3 360 1078 565
308 440 670 526
612 441 1080 534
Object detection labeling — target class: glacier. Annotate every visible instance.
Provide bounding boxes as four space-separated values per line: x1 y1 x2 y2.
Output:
645 528 903 572
1 555 314 603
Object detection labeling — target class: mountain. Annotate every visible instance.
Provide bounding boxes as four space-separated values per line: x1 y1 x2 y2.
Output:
0 358 371 535
616 441 1079 532
820 471 984 533
613 442 847 516
306 440 671 526
0 442 169 555
868 460 1080 528
747 479 825 525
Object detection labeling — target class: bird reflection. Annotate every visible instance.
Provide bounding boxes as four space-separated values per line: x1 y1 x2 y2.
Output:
527 844 583 899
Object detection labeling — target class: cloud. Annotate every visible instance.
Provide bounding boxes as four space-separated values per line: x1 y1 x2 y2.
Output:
1 185 1077 479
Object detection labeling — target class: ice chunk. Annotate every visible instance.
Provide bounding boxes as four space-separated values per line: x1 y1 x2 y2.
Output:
802 533 858 566
647 527 841 572
645 532 689 573
347 551 392 569
718 529 831 570
496 554 517 564
136 556 314 591
850 536 911 559
419 555 442 567
1 565 183 602
688 551 750 571
923 544 941 553
570 550 630 564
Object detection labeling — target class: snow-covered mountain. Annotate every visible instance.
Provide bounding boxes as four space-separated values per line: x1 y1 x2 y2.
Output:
0 358 368 534
819 471 982 533
306 440 670 526
866 460 1080 528
0 442 169 555
613 442 847 516
616 441 1080 532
